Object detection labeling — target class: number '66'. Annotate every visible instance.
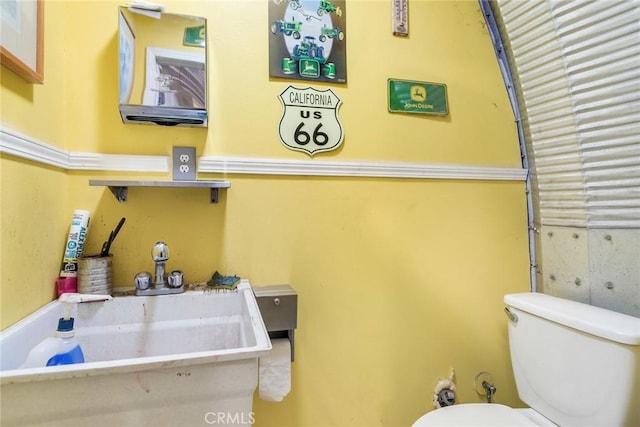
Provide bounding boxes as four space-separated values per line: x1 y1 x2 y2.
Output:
294 122 329 146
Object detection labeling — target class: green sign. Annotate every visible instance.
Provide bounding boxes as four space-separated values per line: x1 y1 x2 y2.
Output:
299 59 320 78
184 25 205 47
388 79 448 115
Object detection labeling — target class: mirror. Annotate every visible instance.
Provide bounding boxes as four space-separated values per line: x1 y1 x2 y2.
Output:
118 6 208 127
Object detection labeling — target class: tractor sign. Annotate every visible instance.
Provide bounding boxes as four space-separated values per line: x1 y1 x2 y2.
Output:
278 86 344 156
269 0 347 83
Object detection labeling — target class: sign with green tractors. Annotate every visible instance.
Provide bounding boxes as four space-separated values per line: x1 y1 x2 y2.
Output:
269 0 347 83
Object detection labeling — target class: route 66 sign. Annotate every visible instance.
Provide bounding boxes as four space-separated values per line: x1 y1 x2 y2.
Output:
278 86 344 156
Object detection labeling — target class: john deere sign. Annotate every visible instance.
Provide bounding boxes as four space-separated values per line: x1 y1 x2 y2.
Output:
388 79 448 115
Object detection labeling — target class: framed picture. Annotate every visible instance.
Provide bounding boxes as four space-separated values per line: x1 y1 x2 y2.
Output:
118 9 135 104
0 0 44 84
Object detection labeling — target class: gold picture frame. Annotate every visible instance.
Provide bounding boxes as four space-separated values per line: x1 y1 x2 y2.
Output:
0 0 44 84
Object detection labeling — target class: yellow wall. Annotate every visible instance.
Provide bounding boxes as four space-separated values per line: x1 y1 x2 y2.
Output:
1 1 70 324
0 1 67 146
1 1 530 426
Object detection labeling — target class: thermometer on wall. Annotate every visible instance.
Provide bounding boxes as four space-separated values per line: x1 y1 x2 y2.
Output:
392 0 409 36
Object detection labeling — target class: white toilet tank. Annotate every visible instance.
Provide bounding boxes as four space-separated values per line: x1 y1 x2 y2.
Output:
505 293 640 427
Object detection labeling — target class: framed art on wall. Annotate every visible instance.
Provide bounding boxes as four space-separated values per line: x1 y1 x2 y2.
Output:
0 0 44 84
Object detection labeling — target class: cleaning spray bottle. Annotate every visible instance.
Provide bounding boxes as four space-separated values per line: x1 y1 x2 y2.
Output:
19 293 112 369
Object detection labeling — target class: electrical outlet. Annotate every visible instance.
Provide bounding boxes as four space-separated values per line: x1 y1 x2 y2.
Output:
172 146 196 181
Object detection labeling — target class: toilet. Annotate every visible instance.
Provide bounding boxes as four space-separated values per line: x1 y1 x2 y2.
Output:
413 292 640 426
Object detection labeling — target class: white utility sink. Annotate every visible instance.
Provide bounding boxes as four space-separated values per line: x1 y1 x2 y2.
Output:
0 280 271 426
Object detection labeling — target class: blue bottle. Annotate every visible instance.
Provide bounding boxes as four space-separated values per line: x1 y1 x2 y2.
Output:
20 317 85 368
45 317 85 366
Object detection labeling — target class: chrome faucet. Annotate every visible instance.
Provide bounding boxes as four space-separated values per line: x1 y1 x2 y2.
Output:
152 241 169 286
134 241 184 296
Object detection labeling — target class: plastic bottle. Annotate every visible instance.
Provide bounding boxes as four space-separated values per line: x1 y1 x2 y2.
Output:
18 293 111 369
19 318 85 369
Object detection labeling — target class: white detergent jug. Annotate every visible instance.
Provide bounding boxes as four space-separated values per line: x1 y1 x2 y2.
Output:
20 317 84 368
19 293 112 369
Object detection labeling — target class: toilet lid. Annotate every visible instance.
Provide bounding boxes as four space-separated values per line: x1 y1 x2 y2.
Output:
412 404 539 426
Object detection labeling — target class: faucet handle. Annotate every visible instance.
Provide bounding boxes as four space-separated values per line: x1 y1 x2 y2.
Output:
134 271 152 290
167 270 184 288
152 241 170 262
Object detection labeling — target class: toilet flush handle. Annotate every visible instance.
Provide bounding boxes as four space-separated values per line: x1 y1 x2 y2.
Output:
504 307 518 323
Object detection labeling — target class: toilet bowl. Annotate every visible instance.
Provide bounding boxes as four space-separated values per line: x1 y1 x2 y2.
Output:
412 293 640 427
412 404 557 426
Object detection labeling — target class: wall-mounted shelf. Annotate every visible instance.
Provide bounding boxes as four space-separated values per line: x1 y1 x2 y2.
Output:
89 180 230 203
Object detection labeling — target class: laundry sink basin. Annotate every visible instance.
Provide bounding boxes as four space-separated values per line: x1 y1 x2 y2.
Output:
0 280 271 426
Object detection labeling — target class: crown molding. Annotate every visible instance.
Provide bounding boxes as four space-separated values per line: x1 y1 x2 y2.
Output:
1 127 526 181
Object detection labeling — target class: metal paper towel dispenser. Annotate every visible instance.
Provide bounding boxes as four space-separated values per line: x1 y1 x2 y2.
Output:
253 285 297 361
118 6 208 127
